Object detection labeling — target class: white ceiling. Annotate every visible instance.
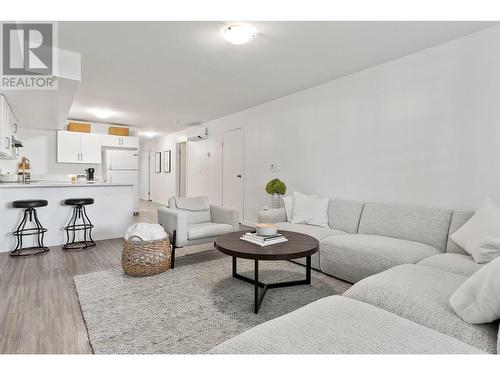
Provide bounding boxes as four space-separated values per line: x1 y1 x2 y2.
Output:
59 21 498 133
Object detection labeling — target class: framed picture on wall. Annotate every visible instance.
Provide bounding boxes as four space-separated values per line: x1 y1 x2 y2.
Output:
154 152 161 173
164 150 172 173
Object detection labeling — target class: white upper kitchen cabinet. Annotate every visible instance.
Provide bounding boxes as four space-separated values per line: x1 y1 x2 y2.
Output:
57 131 102 164
101 134 139 149
120 136 139 148
80 133 102 163
101 134 120 147
0 95 17 159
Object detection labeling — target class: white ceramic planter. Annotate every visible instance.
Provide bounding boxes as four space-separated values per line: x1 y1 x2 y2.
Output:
271 193 281 209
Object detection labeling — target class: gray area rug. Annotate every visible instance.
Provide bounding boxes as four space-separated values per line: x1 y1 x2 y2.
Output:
74 248 350 354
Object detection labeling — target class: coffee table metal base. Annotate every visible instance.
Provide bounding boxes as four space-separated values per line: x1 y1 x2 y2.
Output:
232 255 312 313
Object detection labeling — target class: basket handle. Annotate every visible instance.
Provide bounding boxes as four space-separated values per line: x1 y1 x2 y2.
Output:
127 235 144 243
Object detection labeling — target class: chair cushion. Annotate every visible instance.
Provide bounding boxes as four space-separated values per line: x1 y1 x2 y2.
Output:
12 199 48 208
320 234 440 283
209 296 484 354
187 223 233 240
417 253 483 277
168 196 211 224
358 202 452 251
446 210 474 255
344 264 498 353
174 196 209 211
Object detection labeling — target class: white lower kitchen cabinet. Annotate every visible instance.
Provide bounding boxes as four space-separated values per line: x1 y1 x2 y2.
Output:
57 130 102 163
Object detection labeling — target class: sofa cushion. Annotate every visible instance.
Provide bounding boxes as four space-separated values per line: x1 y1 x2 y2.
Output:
344 264 498 353
417 253 483 277
187 223 233 240
209 295 484 354
276 222 346 271
446 210 474 255
328 199 365 234
320 234 440 283
358 202 452 251
276 222 346 241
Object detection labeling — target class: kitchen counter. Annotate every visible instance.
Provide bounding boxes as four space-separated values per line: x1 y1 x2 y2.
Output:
0 182 135 252
0 181 133 188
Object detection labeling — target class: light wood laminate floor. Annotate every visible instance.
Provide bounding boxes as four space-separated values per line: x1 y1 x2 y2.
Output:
0 200 250 354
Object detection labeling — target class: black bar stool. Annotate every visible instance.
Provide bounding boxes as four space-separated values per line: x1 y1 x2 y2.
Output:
10 199 49 258
63 198 96 251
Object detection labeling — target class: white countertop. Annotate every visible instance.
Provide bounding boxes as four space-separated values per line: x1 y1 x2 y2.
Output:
0 181 134 188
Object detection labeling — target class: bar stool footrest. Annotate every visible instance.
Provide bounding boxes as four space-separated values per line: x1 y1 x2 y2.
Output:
63 241 96 251
10 246 49 258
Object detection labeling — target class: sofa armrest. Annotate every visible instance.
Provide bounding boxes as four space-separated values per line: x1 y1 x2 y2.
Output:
210 205 239 231
257 208 287 224
157 207 188 246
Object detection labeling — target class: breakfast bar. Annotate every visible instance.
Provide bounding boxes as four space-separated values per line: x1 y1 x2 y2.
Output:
0 182 134 252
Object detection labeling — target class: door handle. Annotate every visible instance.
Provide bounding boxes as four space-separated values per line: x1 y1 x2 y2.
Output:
236 174 242 178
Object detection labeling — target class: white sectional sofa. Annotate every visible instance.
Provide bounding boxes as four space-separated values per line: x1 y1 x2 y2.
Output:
209 199 499 354
257 199 479 283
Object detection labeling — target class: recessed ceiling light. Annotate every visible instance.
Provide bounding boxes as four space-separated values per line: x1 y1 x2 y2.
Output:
90 108 113 119
221 24 256 45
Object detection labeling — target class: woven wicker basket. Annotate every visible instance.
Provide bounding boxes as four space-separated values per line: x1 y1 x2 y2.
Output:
122 236 172 277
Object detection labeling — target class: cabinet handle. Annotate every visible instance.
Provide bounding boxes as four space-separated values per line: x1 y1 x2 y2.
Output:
14 123 17 133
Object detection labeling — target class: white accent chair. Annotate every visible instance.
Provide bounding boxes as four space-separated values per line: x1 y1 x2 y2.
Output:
157 196 239 268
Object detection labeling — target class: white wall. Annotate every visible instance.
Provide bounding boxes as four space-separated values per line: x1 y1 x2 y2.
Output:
150 26 500 221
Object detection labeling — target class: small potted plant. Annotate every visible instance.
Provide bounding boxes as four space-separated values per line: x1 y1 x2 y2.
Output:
265 178 287 209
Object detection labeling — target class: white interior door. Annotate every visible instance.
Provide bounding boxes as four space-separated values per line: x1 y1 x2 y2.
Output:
222 128 243 221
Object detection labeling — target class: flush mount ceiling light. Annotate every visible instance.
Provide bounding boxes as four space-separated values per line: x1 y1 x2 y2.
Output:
221 24 256 45
90 108 113 119
139 131 156 138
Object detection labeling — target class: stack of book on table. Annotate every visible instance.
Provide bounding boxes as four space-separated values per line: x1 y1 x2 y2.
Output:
240 232 288 246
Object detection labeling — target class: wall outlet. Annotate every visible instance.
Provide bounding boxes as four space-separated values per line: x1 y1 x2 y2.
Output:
271 163 280 173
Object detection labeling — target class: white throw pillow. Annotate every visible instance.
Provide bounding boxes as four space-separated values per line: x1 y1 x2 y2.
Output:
282 196 294 223
450 197 500 264
307 196 329 227
449 255 500 324
292 191 328 228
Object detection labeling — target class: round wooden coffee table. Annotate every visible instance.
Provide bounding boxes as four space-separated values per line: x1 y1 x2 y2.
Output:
215 230 319 313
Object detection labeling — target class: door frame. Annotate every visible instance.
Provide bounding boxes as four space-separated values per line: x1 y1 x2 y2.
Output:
176 141 188 197
221 127 244 221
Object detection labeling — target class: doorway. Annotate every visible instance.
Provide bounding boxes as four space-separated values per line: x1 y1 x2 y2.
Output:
176 141 187 197
222 128 243 221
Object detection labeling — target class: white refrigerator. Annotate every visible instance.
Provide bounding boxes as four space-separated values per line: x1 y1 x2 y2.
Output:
102 150 139 213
